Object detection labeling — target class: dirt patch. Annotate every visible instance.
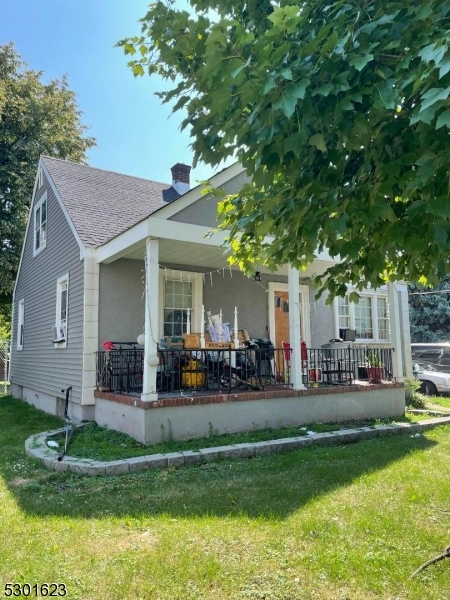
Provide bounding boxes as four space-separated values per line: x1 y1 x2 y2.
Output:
9 474 53 487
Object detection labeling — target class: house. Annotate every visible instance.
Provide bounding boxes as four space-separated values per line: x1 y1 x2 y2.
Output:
10 156 411 443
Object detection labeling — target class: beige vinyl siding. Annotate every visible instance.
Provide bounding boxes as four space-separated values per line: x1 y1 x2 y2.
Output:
10 175 84 403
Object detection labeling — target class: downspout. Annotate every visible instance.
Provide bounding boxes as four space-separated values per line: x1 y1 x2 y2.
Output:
58 386 73 461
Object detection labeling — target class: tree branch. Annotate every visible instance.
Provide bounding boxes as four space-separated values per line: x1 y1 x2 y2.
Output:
411 545 450 577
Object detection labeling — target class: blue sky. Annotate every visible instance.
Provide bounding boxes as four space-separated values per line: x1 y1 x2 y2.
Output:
1 0 227 185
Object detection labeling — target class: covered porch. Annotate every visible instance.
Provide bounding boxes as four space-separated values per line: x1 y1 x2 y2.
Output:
90 199 405 442
96 229 404 397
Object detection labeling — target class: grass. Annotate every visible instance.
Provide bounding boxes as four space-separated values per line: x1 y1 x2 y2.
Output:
426 395 450 410
2 393 450 599
48 412 430 462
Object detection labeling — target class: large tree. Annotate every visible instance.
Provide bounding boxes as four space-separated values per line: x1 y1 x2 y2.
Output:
409 278 450 342
120 0 450 299
0 43 95 318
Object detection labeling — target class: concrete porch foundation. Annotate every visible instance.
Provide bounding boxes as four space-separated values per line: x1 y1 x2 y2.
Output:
94 384 405 445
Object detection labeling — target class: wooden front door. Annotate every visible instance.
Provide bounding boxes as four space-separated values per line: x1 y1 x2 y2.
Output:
269 284 310 348
274 291 290 349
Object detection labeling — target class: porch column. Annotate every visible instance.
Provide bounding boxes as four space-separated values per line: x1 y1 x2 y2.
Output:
142 238 159 401
288 265 306 390
388 282 404 383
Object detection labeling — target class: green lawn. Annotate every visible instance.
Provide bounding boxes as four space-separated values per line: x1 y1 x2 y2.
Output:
428 395 450 410
50 413 430 462
1 394 450 600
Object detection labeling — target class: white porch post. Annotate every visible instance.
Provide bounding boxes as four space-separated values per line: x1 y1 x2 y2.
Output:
142 238 159 401
288 265 306 390
388 282 404 383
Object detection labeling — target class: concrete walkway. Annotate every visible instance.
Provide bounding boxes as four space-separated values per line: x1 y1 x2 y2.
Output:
25 416 450 476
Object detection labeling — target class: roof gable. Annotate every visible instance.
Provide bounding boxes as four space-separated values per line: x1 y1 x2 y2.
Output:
41 156 179 247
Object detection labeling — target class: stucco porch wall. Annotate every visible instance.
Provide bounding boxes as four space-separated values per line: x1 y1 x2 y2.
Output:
98 258 331 348
94 384 404 445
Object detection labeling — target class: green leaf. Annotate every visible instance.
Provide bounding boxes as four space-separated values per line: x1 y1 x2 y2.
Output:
433 224 448 247
263 77 276 94
279 67 293 81
284 132 302 157
338 98 353 111
309 133 327 153
418 43 446 66
231 56 251 79
285 78 311 100
349 54 374 71
274 94 297 119
312 83 335 97
419 87 450 113
410 104 442 125
439 55 450 79
132 64 144 77
172 95 190 112
255 217 274 237
436 108 450 129
358 12 399 35
321 30 339 54
427 198 450 218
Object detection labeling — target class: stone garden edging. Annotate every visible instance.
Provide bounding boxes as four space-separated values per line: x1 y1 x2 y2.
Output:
25 416 450 476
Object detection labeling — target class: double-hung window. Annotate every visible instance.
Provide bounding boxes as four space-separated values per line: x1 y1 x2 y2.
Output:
17 299 24 351
335 292 389 342
159 270 202 338
163 280 193 336
55 274 69 346
33 193 47 256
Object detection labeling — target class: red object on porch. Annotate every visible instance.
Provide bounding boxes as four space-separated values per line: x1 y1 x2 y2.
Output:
301 341 307 360
308 368 323 383
102 341 116 351
282 341 291 361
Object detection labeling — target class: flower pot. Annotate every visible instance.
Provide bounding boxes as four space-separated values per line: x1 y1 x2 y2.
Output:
367 366 384 383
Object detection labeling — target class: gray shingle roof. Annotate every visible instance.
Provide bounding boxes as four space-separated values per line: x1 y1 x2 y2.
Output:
42 156 180 247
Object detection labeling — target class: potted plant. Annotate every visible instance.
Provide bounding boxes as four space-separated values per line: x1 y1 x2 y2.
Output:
366 351 384 383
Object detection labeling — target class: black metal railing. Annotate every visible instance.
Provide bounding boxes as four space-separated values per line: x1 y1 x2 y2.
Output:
301 346 393 385
156 345 284 394
96 343 144 393
95 344 393 395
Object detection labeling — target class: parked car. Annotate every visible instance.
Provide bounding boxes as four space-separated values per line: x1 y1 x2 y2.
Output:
413 361 450 396
411 343 450 373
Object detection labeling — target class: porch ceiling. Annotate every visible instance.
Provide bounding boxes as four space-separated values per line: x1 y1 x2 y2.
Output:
118 238 334 278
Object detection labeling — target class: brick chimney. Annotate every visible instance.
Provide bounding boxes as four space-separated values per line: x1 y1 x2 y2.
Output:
171 162 191 195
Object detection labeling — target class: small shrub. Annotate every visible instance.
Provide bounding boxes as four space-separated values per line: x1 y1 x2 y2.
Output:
405 377 426 409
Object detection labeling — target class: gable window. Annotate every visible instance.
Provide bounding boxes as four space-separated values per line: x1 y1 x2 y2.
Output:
37 167 44 189
17 299 24 351
335 292 389 342
55 274 69 346
33 193 47 256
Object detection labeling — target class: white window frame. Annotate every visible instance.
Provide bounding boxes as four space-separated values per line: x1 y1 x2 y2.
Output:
334 289 390 343
17 299 24 351
158 270 203 338
33 193 47 257
55 274 69 348
37 167 44 189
